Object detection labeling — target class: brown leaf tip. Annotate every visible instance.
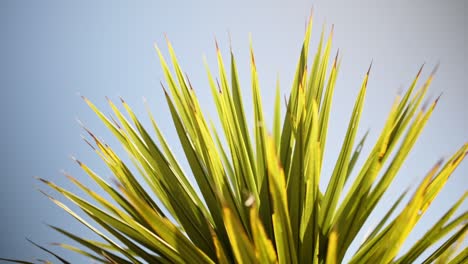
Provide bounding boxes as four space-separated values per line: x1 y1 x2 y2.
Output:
215 78 222 94
429 62 440 77
422 98 430 111
435 92 443 105
37 177 50 184
428 92 443 111
64 174 76 182
185 72 194 90
160 81 168 95
81 136 96 150
416 63 425 78
71 156 82 166
112 178 124 190
250 49 256 67
38 189 55 200
367 60 373 76
333 49 340 68
214 37 220 52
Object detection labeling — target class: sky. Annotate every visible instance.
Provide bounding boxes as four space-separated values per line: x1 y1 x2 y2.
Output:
0 0 466 262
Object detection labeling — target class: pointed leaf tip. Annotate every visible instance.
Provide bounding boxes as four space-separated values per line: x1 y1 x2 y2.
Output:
367 60 373 75
64 173 76 182
435 92 443 105
430 62 440 77
38 189 51 197
153 42 161 52
333 49 340 68
250 49 256 67
37 177 50 185
185 72 194 90
422 98 430 111
70 156 82 166
82 138 95 151
215 78 222 94
112 178 124 191
436 157 444 167
75 117 85 128
214 37 220 52
227 30 233 52
417 63 425 77
160 81 168 95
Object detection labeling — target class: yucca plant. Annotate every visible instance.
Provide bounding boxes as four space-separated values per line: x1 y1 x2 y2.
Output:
3 17 467 264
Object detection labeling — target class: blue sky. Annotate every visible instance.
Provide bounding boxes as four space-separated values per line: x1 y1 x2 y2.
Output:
0 0 466 262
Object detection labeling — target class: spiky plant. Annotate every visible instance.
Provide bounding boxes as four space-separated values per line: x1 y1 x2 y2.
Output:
3 17 467 264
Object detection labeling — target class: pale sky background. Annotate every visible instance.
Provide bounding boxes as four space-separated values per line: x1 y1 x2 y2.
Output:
0 0 466 262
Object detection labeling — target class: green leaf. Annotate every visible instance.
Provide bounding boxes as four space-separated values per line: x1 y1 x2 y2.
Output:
320 64 371 234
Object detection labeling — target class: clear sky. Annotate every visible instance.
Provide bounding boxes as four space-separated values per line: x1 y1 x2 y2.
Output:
0 0 466 262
